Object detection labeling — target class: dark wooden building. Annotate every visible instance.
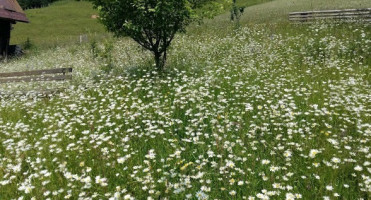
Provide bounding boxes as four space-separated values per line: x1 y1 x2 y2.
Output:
0 0 29 58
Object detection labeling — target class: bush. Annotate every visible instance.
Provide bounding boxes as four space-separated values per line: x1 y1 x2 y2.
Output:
18 0 60 10
23 37 34 50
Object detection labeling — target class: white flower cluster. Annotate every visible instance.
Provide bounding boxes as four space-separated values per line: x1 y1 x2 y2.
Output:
0 22 370 199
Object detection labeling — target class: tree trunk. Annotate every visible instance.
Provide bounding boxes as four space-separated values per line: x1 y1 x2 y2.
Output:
154 52 161 70
154 51 167 71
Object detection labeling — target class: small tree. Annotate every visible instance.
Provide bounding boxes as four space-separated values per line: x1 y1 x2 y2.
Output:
91 0 215 70
230 0 244 28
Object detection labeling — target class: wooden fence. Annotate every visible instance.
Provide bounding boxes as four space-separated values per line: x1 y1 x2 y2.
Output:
0 68 73 83
289 8 371 23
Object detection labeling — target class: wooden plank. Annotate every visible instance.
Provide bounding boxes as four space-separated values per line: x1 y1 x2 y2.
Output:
289 16 368 21
0 75 72 83
289 14 370 20
289 8 371 23
290 15 371 20
290 12 370 18
289 15 371 21
0 68 72 78
289 8 371 15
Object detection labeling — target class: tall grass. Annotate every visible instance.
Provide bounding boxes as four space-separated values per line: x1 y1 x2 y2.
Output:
0 0 370 199
1 20 370 199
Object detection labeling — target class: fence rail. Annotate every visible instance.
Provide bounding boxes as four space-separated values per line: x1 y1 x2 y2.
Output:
289 8 371 23
0 68 73 83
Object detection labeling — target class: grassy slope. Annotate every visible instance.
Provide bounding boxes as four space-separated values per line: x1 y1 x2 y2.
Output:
10 0 274 49
203 0 371 26
10 0 371 49
240 0 371 23
188 0 371 37
0 0 370 199
11 0 105 48
0 21 370 200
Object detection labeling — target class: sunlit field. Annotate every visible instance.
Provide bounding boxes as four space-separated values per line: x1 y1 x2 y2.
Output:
0 21 370 199
1 0 371 199
11 0 105 49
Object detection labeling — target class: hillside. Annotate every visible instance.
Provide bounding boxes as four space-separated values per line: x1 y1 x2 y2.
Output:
10 0 274 49
11 0 371 48
240 0 371 23
190 0 371 37
11 0 105 48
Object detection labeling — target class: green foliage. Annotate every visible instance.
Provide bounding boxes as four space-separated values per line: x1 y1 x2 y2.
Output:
18 0 60 9
230 0 244 28
0 20 370 199
90 0 218 70
90 40 115 73
188 0 212 8
98 41 114 73
90 39 98 58
22 37 34 50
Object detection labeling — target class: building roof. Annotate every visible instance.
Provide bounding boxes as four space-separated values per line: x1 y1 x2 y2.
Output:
0 0 29 23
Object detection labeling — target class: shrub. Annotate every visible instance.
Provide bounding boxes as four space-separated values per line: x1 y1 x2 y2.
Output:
23 37 34 50
18 0 60 10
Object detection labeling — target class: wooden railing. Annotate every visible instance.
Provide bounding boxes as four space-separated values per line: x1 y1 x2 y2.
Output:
289 8 371 23
0 68 73 83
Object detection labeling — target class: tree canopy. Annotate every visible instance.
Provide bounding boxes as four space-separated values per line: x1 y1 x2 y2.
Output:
91 0 220 70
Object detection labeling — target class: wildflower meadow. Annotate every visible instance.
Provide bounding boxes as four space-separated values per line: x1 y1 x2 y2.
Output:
0 8 370 200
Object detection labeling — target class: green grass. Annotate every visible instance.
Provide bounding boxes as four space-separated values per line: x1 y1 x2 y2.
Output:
10 0 371 49
0 0 370 199
240 0 371 23
11 0 105 49
9 0 275 49
188 0 371 38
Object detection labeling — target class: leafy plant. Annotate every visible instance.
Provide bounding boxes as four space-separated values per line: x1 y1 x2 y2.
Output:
90 40 115 73
98 41 114 73
18 0 60 9
230 0 245 28
90 0 220 70
23 37 34 50
90 39 98 58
